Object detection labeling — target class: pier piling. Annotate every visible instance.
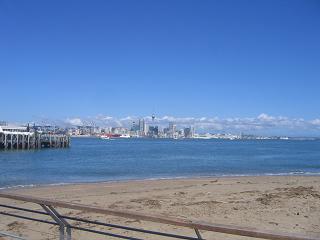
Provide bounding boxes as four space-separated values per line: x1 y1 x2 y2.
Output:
0 126 70 150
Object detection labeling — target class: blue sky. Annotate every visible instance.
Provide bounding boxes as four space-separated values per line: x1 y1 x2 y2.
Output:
1 0 320 135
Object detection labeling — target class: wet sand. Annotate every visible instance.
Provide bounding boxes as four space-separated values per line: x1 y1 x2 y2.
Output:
0 176 319 239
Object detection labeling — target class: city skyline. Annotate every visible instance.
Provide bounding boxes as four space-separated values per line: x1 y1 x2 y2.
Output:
2 112 320 137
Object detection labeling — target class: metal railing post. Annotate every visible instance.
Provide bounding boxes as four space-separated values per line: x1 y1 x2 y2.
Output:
194 228 203 240
47 205 72 240
41 204 71 240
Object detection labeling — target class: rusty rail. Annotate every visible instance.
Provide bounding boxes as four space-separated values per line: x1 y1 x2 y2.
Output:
0 192 318 240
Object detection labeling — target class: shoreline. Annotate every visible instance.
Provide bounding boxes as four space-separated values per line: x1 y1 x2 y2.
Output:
2 172 320 191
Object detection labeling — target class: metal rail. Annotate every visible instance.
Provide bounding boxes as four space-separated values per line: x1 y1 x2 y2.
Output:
0 205 198 240
0 192 318 240
0 231 26 240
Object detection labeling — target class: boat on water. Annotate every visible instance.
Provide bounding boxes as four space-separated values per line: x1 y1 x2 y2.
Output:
100 135 110 140
99 133 131 139
119 134 130 138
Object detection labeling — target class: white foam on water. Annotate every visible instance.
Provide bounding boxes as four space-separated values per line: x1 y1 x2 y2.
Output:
1 171 320 191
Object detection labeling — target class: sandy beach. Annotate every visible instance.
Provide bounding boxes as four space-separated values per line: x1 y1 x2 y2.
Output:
0 176 319 239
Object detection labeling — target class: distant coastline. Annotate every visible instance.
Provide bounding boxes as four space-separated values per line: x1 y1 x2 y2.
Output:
70 135 320 141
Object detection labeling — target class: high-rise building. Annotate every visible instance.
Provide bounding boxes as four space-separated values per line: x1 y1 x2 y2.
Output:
184 127 192 138
191 127 195 138
143 121 148 136
131 121 138 132
135 119 148 137
139 119 143 132
148 126 158 138
168 122 176 138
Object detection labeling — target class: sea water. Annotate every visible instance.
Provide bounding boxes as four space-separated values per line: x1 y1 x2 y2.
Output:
1 138 320 188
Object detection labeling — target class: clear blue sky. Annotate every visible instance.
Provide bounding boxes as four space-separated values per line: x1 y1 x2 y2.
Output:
1 0 320 122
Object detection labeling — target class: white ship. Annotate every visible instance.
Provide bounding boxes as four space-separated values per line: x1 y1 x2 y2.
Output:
100 135 110 140
119 134 130 138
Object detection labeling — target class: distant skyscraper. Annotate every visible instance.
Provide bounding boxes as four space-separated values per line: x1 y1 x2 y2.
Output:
138 118 147 136
184 127 192 138
139 119 143 132
191 127 195 137
131 121 141 132
144 123 148 136
148 126 158 137
131 121 136 131
168 122 176 138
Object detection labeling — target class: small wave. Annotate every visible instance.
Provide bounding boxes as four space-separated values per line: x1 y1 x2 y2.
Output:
0 182 71 191
263 171 320 176
1 171 320 190
0 184 37 190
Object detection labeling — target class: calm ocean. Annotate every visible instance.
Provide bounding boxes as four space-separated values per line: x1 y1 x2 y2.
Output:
1 138 320 188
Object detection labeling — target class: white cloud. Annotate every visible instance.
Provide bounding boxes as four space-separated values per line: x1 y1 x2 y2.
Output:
311 119 320 125
95 115 113 121
120 116 134 121
311 119 320 127
257 113 275 121
65 118 83 126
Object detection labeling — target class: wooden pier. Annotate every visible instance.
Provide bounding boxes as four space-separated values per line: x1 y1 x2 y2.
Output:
0 125 70 150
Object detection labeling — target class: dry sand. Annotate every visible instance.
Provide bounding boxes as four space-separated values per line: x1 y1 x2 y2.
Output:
0 176 319 239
